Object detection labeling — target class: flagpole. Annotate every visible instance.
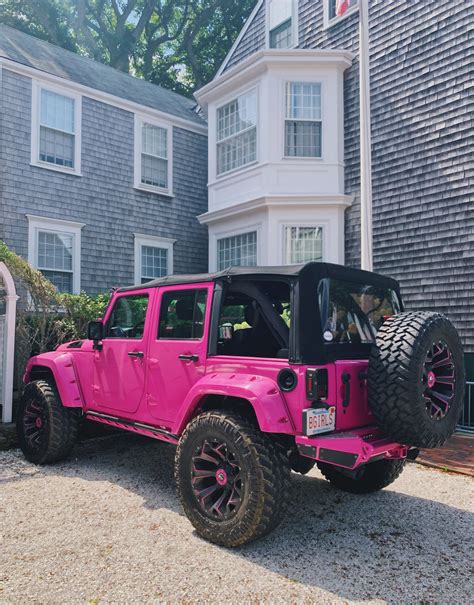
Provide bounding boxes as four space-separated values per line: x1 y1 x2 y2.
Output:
359 0 373 271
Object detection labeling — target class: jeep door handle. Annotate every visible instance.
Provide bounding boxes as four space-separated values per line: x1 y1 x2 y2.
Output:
128 351 144 358
178 354 199 362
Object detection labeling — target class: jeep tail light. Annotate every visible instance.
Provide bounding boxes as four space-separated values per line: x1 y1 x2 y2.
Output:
306 368 328 401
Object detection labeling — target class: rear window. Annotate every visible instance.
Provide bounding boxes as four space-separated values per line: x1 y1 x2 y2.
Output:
318 278 401 344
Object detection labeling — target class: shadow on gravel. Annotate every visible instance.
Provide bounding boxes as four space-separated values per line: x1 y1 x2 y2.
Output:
10 433 473 603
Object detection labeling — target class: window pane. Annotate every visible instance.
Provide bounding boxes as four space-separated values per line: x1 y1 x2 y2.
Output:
330 0 358 20
285 226 323 264
217 128 256 174
37 231 73 271
142 124 167 158
39 126 74 167
270 18 292 48
41 270 73 294
217 232 257 270
141 245 168 281
106 295 149 338
217 91 257 141
158 289 208 340
141 154 168 189
286 83 321 120
40 89 75 133
285 121 322 157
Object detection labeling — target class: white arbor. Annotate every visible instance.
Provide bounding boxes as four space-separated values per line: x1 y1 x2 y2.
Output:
0 262 19 423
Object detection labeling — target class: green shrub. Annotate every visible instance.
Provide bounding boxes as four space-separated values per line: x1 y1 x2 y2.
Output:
0 241 109 391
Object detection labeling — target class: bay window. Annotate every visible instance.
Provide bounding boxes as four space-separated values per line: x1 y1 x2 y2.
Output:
217 232 257 270
285 82 322 158
216 90 257 176
284 226 323 264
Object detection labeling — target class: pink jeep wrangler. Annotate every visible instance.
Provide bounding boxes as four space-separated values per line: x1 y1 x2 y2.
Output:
18 263 465 547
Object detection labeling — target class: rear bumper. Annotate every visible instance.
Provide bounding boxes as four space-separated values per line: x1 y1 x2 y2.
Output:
295 427 408 470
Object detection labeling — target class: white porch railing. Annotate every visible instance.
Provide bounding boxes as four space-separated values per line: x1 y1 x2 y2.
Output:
458 381 474 435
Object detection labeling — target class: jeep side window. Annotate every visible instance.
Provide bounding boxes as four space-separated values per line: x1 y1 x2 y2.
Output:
217 281 290 358
106 294 149 339
158 289 207 340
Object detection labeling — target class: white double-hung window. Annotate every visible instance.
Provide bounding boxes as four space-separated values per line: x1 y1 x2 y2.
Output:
134 234 175 284
285 82 322 158
284 226 323 264
217 232 257 270
267 0 296 49
32 83 81 173
27 215 84 294
135 117 172 194
216 89 257 176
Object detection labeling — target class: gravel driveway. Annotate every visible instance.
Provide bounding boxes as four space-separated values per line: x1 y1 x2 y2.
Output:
1 434 473 604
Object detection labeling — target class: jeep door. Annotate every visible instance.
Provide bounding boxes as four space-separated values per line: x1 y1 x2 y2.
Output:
147 285 212 424
91 291 150 415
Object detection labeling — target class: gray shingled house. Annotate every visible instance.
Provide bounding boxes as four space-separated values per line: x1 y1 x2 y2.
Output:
0 25 208 294
194 0 473 413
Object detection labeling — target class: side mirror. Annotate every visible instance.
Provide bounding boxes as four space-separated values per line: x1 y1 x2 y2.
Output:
88 320 103 342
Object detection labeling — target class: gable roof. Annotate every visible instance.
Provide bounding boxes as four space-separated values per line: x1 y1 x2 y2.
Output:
0 25 205 127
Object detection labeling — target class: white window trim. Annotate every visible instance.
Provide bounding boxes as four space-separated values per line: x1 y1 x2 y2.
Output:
134 115 173 197
323 0 359 30
216 86 259 178
214 226 260 272
134 233 176 284
282 223 326 265
283 81 323 160
265 0 299 49
27 214 84 294
31 80 82 176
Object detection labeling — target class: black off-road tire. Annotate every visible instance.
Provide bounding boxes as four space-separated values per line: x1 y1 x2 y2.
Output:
17 380 80 464
368 312 465 448
175 411 291 547
318 459 406 494
289 451 316 475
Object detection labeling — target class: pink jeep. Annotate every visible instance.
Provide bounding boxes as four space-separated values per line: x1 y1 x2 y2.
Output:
18 263 465 547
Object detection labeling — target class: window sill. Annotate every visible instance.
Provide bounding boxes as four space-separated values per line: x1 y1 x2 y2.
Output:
282 155 324 162
323 5 359 30
134 184 174 198
214 160 261 183
30 161 82 177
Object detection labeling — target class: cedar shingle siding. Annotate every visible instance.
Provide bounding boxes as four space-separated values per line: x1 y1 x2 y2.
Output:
0 28 209 293
223 0 474 352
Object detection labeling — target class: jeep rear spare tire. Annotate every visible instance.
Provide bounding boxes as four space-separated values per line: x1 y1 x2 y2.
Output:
368 311 465 448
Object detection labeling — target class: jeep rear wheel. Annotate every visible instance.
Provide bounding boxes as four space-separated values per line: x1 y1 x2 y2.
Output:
175 411 291 547
17 380 80 465
368 312 465 448
318 459 406 494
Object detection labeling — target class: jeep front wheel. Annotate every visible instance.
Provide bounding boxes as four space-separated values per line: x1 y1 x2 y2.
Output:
17 380 80 465
175 411 291 547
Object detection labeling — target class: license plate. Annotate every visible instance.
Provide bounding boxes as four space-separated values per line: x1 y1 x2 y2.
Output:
303 406 336 436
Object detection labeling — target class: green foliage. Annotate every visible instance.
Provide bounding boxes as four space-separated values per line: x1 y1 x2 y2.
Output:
0 0 255 95
54 291 110 342
0 241 109 390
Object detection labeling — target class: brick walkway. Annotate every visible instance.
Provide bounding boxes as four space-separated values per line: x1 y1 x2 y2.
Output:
417 434 474 477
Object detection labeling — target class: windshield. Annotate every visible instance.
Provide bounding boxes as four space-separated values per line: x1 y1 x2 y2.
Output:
318 278 401 344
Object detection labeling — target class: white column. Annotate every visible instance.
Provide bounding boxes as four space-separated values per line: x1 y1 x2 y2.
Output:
359 0 373 271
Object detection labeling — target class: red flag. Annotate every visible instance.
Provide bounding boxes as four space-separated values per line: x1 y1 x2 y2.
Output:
336 0 350 17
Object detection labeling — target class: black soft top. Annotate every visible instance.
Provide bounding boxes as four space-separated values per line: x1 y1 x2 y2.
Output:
119 262 400 293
